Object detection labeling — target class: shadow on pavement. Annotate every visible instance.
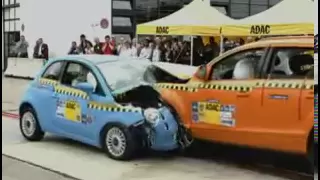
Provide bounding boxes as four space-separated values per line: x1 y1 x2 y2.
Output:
178 141 315 180
44 136 315 180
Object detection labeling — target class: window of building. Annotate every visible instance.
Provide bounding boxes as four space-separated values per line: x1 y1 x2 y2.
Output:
269 0 282 6
113 0 132 10
230 3 249 19
3 4 20 58
112 17 132 27
250 4 268 15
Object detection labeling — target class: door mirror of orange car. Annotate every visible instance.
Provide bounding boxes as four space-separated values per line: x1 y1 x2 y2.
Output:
194 65 207 80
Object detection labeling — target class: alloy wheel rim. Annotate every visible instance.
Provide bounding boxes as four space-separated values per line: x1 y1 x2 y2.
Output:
21 112 36 137
106 127 127 157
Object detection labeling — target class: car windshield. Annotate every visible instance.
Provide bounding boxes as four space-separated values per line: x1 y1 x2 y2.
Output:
96 60 157 92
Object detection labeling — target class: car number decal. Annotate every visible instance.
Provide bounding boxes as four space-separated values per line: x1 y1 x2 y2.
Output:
192 100 236 127
65 100 81 122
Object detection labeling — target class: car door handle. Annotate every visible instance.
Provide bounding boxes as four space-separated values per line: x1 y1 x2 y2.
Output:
237 92 250 98
306 96 314 100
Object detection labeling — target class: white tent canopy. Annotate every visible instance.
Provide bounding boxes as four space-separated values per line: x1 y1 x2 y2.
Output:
222 0 314 36
136 0 237 36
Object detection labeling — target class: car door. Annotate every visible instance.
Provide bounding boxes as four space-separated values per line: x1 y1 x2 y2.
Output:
52 62 91 139
260 47 314 151
54 61 114 141
189 48 267 145
35 61 66 131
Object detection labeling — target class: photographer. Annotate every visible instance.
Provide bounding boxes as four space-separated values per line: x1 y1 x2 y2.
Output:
102 35 115 55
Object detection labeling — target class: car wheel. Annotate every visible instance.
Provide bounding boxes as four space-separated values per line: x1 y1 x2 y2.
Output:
19 107 45 141
102 125 138 160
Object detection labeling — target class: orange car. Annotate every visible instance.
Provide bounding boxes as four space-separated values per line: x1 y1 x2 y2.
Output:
156 37 317 166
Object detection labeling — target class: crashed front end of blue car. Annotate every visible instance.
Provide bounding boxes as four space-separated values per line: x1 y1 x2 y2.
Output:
112 84 191 152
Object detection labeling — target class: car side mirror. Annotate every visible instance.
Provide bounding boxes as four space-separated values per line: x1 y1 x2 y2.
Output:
74 82 94 94
194 64 207 80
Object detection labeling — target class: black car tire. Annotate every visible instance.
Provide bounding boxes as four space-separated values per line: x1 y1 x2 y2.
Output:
19 107 45 141
101 124 138 161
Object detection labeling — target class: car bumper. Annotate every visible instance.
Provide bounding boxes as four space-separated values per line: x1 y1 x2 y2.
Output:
147 107 179 151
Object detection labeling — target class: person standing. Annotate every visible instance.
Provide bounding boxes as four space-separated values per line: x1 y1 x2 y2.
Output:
33 38 49 60
102 35 114 55
117 37 125 55
119 41 132 58
15 35 29 58
68 41 79 55
79 34 93 54
139 39 152 60
93 37 103 54
130 38 138 58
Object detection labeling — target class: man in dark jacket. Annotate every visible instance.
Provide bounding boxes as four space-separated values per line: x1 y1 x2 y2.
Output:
79 34 93 54
33 38 49 60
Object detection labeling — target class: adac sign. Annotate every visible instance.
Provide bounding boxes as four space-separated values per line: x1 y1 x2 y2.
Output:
156 26 169 34
250 25 271 34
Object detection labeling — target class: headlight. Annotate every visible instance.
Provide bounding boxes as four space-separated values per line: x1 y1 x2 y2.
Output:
143 108 160 126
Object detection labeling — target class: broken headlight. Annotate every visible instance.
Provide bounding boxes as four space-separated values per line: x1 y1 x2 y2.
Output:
143 108 160 127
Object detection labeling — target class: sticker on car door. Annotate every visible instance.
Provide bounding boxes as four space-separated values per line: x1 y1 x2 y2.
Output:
192 100 236 127
65 100 81 122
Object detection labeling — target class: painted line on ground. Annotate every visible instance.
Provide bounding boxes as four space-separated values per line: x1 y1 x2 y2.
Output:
2 154 82 180
2 112 19 119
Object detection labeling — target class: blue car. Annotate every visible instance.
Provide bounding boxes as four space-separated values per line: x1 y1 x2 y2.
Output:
19 55 191 160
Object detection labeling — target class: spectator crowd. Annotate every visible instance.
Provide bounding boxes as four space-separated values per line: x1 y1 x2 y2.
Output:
10 33 261 65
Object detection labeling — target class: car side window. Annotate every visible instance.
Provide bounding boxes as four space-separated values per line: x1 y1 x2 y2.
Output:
61 62 105 96
41 61 64 80
267 48 314 79
210 48 265 80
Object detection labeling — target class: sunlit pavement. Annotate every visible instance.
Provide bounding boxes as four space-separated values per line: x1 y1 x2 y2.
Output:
2 78 317 180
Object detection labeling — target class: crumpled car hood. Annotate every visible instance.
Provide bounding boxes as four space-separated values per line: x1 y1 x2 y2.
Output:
152 62 198 80
112 62 198 95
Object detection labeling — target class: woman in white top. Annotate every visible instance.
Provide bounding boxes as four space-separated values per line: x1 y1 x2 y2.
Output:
130 38 138 58
139 40 152 59
119 41 132 58
152 44 161 62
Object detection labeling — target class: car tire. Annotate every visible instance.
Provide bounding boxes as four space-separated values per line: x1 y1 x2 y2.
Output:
19 107 45 141
101 124 138 161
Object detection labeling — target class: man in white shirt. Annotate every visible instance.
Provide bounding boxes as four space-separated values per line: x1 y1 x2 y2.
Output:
119 41 132 58
117 37 125 55
139 40 152 60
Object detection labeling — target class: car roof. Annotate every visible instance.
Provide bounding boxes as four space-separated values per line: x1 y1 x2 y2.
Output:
245 37 312 48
